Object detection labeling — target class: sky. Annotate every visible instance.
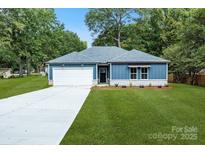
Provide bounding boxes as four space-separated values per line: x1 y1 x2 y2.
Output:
54 8 92 48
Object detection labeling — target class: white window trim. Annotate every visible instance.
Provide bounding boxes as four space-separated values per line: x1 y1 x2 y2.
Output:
130 67 137 80
110 63 112 80
96 64 98 81
141 67 149 80
166 63 168 80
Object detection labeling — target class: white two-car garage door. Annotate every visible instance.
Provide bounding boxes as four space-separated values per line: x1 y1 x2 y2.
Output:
53 67 93 86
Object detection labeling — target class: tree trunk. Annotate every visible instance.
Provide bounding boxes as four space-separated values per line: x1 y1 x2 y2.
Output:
19 58 23 77
36 66 39 73
26 57 31 76
36 65 41 73
175 72 181 83
190 72 196 85
117 31 121 48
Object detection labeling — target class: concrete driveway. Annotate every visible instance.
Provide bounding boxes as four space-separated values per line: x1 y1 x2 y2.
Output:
0 86 91 144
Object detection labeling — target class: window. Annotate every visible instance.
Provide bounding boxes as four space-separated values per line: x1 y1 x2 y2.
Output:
141 67 148 79
130 68 137 79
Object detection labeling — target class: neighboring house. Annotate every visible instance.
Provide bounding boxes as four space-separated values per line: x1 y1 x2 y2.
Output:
199 69 205 75
46 46 169 86
0 68 12 79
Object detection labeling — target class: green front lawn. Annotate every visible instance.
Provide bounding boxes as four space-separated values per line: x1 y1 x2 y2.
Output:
61 84 205 144
0 75 49 99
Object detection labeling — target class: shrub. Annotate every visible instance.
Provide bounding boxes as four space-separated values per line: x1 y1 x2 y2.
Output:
139 85 144 88
115 83 119 87
122 85 127 88
164 83 169 87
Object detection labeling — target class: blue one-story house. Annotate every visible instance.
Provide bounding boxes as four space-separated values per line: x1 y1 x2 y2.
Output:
47 46 169 86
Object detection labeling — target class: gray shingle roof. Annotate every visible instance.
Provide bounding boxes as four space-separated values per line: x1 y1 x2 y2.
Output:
47 46 169 64
110 49 169 63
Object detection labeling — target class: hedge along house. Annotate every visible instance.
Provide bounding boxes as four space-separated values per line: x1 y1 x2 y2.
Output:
46 46 169 86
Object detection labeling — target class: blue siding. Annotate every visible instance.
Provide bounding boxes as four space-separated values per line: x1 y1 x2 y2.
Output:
48 64 96 80
149 64 166 79
48 63 167 81
112 64 129 79
111 63 167 80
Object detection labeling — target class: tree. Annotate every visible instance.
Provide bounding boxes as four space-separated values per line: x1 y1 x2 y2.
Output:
87 9 184 56
0 9 16 68
92 28 118 46
163 43 189 82
85 9 135 47
123 8 185 56
0 9 87 75
163 9 205 85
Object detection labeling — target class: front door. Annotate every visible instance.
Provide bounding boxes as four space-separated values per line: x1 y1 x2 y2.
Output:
99 67 107 83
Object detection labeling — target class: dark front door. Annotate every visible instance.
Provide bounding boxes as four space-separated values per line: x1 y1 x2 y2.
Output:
99 67 107 83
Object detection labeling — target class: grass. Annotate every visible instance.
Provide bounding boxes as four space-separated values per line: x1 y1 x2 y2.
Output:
0 75 49 99
61 84 205 144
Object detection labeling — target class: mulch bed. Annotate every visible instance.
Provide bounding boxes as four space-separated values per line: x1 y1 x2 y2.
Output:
92 86 172 90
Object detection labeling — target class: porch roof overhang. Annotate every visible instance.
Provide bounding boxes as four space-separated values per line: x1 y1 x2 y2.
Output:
128 65 151 68
97 63 110 66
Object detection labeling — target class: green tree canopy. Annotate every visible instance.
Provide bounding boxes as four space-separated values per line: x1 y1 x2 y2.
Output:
163 9 205 84
0 9 86 75
85 9 135 47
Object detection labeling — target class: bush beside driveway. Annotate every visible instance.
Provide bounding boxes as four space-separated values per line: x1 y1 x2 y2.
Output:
61 84 205 145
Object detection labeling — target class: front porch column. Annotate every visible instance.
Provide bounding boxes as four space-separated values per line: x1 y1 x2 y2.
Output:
110 63 112 80
96 63 98 83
